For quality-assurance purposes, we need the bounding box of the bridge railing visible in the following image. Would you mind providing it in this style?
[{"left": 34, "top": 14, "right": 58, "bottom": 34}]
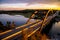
[
  {"left": 1, "top": 10, "right": 58, "bottom": 40},
  {"left": 23, "top": 9, "right": 57, "bottom": 40},
  {"left": 0, "top": 20, "right": 40, "bottom": 36},
  {"left": 22, "top": 21, "right": 43, "bottom": 40},
  {"left": 2, "top": 21, "right": 43, "bottom": 40}
]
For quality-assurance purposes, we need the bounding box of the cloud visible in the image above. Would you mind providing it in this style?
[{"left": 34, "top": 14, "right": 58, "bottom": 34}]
[
  {"left": 27, "top": 0, "right": 60, "bottom": 6},
  {"left": 0, "top": 0, "right": 60, "bottom": 4},
  {"left": 0, "top": 0, "right": 60, "bottom": 7},
  {"left": 0, "top": 0, "right": 28, "bottom": 3},
  {"left": 0, "top": 0, "right": 60, "bottom": 10}
]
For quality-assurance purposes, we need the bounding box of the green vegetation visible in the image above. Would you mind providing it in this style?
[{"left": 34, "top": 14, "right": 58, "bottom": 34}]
[
  {"left": 0, "top": 9, "right": 49, "bottom": 18},
  {"left": 0, "top": 9, "right": 35, "bottom": 18},
  {"left": 0, "top": 21, "right": 16, "bottom": 32}
]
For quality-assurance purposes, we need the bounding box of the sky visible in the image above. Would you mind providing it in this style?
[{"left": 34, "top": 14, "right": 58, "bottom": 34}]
[{"left": 0, "top": 0, "right": 60, "bottom": 10}]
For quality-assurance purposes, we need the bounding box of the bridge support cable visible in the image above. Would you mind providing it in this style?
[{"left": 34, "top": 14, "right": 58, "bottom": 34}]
[
  {"left": 39, "top": 9, "right": 54, "bottom": 33},
  {"left": 26, "top": 11, "right": 38, "bottom": 24}
]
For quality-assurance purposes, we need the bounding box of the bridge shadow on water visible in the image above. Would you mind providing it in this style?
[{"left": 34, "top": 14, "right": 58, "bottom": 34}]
[{"left": 41, "top": 16, "right": 60, "bottom": 39}]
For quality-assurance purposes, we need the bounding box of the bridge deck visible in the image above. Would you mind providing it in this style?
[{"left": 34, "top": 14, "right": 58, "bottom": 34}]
[{"left": 0, "top": 11, "right": 59, "bottom": 40}]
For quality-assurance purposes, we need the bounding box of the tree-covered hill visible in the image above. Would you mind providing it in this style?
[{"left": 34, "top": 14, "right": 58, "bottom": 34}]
[{"left": 0, "top": 9, "right": 57, "bottom": 18}]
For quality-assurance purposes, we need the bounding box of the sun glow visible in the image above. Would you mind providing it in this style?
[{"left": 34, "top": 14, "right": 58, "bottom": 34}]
[
  {"left": 0, "top": 3, "right": 60, "bottom": 10},
  {"left": 26, "top": 4, "right": 60, "bottom": 10}
]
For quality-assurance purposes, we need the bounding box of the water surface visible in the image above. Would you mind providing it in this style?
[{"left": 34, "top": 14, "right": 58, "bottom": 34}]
[
  {"left": 49, "top": 19, "right": 60, "bottom": 39},
  {"left": 0, "top": 14, "right": 35, "bottom": 27}
]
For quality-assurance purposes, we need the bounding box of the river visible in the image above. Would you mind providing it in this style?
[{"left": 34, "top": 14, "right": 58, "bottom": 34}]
[
  {"left": 48, "top": 16, "right": 60, "bottom": 40},
  {"left": 0, "top": 14, "right": 35, "bottom": 27},
  {"left": 0, "top": 14, "right": 60, "bottom": 39}
]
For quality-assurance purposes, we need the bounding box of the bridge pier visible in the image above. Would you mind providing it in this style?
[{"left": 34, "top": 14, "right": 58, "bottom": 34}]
[
  {"left": 35, "top": 30, "right": 41, "bottom": 40},
  {"left": 30, "top": 34, "right": 37, "bottom": 40},
  {"left": 22, "top": 28, "right": 28, "bottom": 40}
]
